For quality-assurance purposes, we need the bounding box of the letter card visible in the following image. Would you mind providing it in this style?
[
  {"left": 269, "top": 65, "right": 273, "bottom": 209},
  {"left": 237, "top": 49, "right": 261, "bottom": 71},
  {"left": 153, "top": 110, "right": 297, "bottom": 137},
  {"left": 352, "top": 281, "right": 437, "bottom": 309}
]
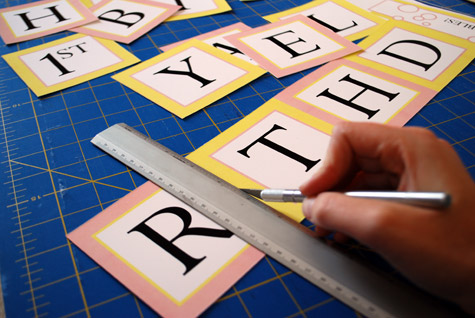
[
  {"left": 158, "top": 0, "right": 231, "bottom": 21},
  {"left": 188, "top": 99, "right": 333, "bottom": 222},
  {"left": 369, "top": 0, "right": 475, "bottom": 42},
  {"left": 346, "top": 20, "right": 475, "bottom": 91},
  {"left": 112, "top": 39, "right": 266, "bottom": 119},
  {"left": 67, "top": 182, "right": 263, "bottom": 317},
  {"left": 274, "top": 58, "right": 437, "bottom": 125},
  {"left": 2, "top": 34, "right": 139, "bottom": 97},
  {"left": 0, "top": 0, "right": 97, "bottom": 44},
  {"left": 71, "top": 0, "right": 180, "bottom": 44},
  {"left": 161, "top": 22, "right": 258, "bottom": 65},
  {"left": 264, "top": 0, "right": 386, "bottom": 41},
  {"left": 225, "top": 15, "right": 361, "bottom": 78}
]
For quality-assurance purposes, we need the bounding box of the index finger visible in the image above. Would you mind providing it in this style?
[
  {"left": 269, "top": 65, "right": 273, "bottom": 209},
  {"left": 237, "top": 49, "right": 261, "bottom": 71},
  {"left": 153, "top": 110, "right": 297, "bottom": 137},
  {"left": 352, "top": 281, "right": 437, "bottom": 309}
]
[{"left": 300, "top": 122, "right": 452, "bottom": 196}]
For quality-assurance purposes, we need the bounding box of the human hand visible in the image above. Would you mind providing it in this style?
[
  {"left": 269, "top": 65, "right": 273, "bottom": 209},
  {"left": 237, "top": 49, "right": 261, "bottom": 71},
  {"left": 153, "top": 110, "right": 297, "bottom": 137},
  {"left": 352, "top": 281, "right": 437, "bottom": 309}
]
[{"left": 300, "top": 122, "right": 475, "bottom": 314}]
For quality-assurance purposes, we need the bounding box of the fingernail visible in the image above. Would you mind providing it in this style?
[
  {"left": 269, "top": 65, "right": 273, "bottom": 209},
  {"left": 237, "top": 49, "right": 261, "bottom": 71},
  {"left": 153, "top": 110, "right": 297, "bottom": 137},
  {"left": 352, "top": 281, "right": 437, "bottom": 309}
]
[{"left": 302, "top": 198, "right": 315, "bottom": 219}]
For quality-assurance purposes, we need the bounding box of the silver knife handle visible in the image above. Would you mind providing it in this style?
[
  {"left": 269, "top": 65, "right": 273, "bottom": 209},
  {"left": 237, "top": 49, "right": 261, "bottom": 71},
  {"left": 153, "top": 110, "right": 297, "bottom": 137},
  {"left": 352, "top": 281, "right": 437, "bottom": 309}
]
[
  {"left": 345, "top": 191, "right": 451, "bottom": 209},
  {"left": 261, "top": 189, "right": 306, "bottom": 202}
]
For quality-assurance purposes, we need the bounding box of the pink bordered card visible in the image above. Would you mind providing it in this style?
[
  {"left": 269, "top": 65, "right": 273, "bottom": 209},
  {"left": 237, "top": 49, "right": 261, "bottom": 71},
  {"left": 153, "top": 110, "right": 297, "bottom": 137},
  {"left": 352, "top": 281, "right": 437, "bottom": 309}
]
[
  {"left": 225, "top": 15, "right": 361, "bottom": 78},
  {"left": 71, "top": 0, "right": 180, "bottom": 44},
  {"left": 264, "top": 0, "right": 386, "bottom": 41},
  {"left": 0, "top": 0, "right": 97, "bottom": 44},
  {"left": 161, "top": 0, "right": 231, "bottom": 21},
  {"left": 2, "top": 33, "right": 139, "bottom": 97},
  {"left": 161, "top": 22, "right": 258, "bottom": 65},
  {"left": 67, "top": 181, "right": 264, "bottom": 317},
  {"left": 274, "top": 58, "right": 437, "bottom": 126}
]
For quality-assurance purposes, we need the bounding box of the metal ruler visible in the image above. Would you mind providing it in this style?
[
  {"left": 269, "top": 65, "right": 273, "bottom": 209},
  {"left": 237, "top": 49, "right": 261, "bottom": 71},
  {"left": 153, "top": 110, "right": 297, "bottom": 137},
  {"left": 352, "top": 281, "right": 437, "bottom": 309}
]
[{"left": 92, "top": 123, "right": 464, "bottom": 318}]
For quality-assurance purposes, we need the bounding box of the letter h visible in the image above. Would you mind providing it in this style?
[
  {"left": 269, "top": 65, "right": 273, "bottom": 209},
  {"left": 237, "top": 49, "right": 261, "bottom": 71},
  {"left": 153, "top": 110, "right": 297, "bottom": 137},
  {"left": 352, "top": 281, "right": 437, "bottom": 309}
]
[{"left": 15, "top": 6, "right": 69, "bottom": 31}]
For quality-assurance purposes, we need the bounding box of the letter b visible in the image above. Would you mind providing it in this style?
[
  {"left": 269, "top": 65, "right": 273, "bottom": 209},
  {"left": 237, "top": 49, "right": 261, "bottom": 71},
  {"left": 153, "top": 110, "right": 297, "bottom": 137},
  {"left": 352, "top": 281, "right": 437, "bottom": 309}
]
[{"left": 98, "top": 10, "right": 145, "bottom": 28}]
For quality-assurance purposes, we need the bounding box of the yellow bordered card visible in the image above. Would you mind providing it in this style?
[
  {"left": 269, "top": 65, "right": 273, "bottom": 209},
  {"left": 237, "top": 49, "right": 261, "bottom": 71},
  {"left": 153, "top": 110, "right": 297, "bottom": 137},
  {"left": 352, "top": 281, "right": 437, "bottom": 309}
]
[
  {"left": 2, "top": 34, "right": 139, "bottom": 97},
  {"left": 188, "top": 98, "right": 334, "bottom": 222},
  {"left": 346, "top": 20, "right": 475, "bottom": 91},
  {"left": 112, "top": 39, "right": 266, "bottom": 119}
]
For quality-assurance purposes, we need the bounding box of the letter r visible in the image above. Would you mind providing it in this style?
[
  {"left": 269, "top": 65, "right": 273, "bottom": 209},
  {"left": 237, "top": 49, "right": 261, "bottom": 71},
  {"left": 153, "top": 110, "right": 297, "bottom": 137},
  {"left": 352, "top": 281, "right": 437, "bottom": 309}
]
[{"left": 128, "top": 206, "right": 233, "bottom": 275}]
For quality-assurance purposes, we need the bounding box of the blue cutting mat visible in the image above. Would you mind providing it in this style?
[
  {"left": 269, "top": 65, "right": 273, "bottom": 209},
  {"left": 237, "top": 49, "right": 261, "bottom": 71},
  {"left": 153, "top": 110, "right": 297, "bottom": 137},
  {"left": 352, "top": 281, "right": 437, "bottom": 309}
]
[{"left": 1, "top": 0, "right": 474, "bottom": 317}]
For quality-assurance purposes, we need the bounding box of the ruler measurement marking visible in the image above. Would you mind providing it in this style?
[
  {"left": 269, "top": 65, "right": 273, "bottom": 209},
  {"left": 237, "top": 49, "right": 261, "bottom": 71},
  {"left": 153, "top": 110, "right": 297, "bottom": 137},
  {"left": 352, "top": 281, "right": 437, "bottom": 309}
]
[
  {"left": 94, "top": 133, "right": 380, "bottom": 316},
  {"left": 93, "top": 124, "right": 470, "bottom": 318}
]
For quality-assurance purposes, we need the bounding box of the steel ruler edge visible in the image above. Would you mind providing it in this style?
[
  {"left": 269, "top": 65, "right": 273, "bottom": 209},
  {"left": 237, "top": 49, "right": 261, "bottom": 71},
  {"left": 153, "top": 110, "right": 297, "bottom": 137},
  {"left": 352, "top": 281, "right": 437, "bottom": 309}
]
[{"left": 91, "top": 123, "right": 464, "bottom": 318}]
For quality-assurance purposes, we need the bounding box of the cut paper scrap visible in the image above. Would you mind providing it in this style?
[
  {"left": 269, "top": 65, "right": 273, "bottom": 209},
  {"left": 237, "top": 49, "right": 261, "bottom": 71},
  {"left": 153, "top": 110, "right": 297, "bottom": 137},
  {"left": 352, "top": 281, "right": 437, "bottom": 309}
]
[
  {"left": 161, "top": 22, "right": 258, "bottom": 65},
  {"left": 274, "top": 58, "right": 437, "bottom": 126},
  {"left": 0, "top": 0, "right": 97, "bottom": 44},
  {"left": 71, "top": 0, "right": 180, "bottom": 44},
  {"left": 159, "top": 0, "right": 231, "bottom": 21},
  {"left": 369, "top": 0, "right": 475, "bottom": 42},
  {"left": 188, "top": 98, "right": 333, "bottom": 222},
  {"left": 67, "top": 181, "right": 264, "bottom": 318},
  {"left": 2, "top": 34, "right": 139, "bottom": 97},
  {"left": 225, "top": 15, "right": 362, "bottom": 78},
  {"left": 346, "top": 20, "right": 475, "bottom": 91},
  {"left": 264, "top": 0, "right": 386, "bottom": 41},
  {"left": 112, "top": 39, "right": 266, "bottom": 119}
]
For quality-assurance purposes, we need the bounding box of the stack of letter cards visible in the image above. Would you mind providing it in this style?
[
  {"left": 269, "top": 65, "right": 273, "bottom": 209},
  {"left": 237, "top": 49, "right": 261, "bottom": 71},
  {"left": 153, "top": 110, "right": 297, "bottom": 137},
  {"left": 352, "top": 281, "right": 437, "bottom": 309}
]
[{"left": 1, "top": 0, "right": 475, "bottom": 316}]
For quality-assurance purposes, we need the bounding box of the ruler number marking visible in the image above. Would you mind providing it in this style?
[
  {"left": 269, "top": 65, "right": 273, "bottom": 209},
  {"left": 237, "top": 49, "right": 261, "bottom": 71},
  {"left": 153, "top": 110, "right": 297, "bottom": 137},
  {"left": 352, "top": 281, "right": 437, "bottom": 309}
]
[{"left": 91, "top": 124, "right": 458, "bottom": 318}]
